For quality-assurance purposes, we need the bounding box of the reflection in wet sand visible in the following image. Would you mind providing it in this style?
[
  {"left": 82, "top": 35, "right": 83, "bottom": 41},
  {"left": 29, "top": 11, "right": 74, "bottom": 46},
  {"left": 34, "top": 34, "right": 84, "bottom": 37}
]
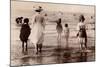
[
  {"left": 35, "top": 54, "right": 43, "bottom": 64},
  {"left": 11, "top": 26, "right": 95, "bottom": 66},
  {"left": 11, "top": 44, "right": 95, "bottom": 66},
  {"left": 62, "top": 49, "right": 94, "bottom": 63},
  {"left": 78, "top": 52, "right": 87, "bottom": 62}
]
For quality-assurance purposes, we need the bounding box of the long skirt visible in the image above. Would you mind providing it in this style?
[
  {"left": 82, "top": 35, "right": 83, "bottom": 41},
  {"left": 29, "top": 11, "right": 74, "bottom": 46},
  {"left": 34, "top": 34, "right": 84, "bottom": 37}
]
[{"left": 29, "top": 22, "right": 44, "bottom": 46}]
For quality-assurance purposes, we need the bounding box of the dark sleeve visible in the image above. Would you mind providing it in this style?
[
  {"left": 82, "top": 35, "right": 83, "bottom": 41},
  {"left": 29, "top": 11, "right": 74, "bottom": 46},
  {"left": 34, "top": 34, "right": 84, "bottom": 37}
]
[
  {"left": 19, "top": 24, "right": 24, "bottom": 40},
  {"left": 77, "top": 32, "right": 79, "bottom": 37},
  {"left": 20, "top": 24, "right": 24, "bottom": 33},
  {"left": 27, "top": 25, "right": 31, "bottom": 37}
]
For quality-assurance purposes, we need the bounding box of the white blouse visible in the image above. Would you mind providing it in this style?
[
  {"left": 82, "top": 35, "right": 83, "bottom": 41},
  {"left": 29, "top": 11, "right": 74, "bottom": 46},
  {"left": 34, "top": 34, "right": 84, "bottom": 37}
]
[{"left": 77, "top": 22, "right": 85, "bottom": 31}]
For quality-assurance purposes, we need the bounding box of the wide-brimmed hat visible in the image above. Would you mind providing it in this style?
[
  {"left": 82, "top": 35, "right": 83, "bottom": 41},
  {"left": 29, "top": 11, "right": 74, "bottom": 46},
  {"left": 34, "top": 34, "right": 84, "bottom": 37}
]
[
  {"left": 79, "top": 14, "right": 85, "bottom": 22},
  {"left": 35, "top": 6, "right": 43, "bottom": 12}
]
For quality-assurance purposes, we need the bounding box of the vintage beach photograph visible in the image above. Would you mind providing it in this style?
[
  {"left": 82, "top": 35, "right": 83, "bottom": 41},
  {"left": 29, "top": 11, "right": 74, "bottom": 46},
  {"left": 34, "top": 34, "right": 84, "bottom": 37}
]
[{"left": 11, "top": 0, "right": 95, "bottom": 66}]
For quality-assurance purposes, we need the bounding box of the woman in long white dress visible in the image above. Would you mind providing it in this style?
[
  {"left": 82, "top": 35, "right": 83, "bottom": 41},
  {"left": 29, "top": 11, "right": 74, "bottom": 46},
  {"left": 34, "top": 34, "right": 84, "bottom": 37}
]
[{"left": 30, "top": 6, "right": 45, "bottom": 54}]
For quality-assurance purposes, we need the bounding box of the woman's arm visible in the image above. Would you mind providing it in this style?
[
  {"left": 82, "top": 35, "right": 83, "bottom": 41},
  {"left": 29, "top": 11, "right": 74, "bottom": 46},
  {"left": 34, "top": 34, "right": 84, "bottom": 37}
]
[
  {"left": 42, "top": 17, "right": 46, "bottom": 29},
  {"left": 31, "top": 15, "right": 36, "bottom": 25},
  {"left": 68, "top": 28, "right": 70, "bottom": 37},
  {"left": 76, "top": 23, "right": 79, "bottom": 37}
]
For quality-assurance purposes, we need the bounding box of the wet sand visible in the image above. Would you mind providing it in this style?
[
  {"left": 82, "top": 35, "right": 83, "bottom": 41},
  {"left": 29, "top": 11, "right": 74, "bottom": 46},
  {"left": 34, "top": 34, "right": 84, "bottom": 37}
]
[{"left": 11, "top": 40, "right": 95, "bottom": 66}]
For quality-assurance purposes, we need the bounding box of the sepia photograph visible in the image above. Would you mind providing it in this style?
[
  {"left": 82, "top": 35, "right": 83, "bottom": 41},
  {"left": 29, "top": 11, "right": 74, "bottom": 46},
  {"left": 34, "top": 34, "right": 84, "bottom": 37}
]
[{"left": 10, "top": 0, "right": 95, "bottom": 66}]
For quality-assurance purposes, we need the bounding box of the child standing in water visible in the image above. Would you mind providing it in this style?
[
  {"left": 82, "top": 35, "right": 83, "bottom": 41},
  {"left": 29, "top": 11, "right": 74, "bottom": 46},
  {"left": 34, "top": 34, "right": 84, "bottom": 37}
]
[
  {"left": 20, "top": 18, "right": 31, "bottom": 52},
  {"left": 56, "top": 18, "right": 63, "bottom": 47},
  {"left": 64, "top": 24, "right": 69, "bottom": 48},
  {"left": 76, "top": 15, "right": 87, "bottom": 50}
]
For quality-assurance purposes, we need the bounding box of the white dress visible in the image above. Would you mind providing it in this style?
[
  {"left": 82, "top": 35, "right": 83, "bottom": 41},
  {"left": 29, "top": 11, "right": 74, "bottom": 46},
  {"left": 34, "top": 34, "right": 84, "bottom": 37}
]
[
  {"left": 64, "top": 27, "right": 69, "bottom": 38},
  {"left": 29, "top": 13, "right": 45, "bottom": 45}
]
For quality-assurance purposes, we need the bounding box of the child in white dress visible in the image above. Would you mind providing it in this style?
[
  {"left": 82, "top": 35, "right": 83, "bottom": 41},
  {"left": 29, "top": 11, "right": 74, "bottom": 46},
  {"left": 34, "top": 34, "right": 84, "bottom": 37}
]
[
  {"left": 64, "top": 24, "right": 69, "bottom": 48},
  {"left": 56, "top": 18, "right": 63, "bottom": 47}
]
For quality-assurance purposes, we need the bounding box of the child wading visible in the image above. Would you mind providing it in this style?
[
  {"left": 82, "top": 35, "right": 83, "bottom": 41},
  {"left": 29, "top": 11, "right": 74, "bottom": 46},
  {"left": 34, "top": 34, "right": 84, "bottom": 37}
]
[
  {"left": 20, "top": 18, "right": 31, "bottom": 52},
  {"left": 56, "top": 18, "right": 63, "bottom": 47},
  {"left": 76, "top": 15, "right": 87, "bottom": 50},
  {"left": 64, "top": 24, "right": 69, "bottom": 48}
]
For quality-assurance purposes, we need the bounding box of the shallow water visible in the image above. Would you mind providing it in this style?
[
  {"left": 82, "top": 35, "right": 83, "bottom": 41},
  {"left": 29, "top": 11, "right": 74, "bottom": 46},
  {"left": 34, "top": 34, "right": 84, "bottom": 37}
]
[{"left": 11, "top": 45, "right": 95, "bottom": 66}]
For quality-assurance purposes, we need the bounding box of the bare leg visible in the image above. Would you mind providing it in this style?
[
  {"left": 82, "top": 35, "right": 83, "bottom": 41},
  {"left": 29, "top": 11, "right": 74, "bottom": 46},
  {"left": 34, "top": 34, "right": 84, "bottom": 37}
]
[
  {"left": 58, "top": 34, "right": 60, "bottom": 48},
  {"left": 81, "top": 43, "right": 83, "bottom": 50},
  {"left": 85, "top": 40, "right": 87, "bottom": 49},
  {"left": 82, "top": 43, "right": 84, "bottom": 50},
  {"left": 25, "top": 41, "right": 28, "bottom": 51},
  {"left": 22, "top": 41, "right": 24, "bottom": 52},
  {"left": 59, "top": 34, "right": 61, "bottom": 45},
  {"left": 57, "top": 33, "right": 59, "bottom": 43},
  {"left": 66, "top": 38, "right": 68, "bottom": 49},
  {"left": 36, "top": 44, "right": 38, "bottom": 54},
  {"left": 39, "top": 43, "right": 42, "bottom": 53},
  {"left": 57, "top": 33, "right": 59, "bottom": 48},
  {"left": 59, "top": 33, "right": 62, "bottom": 50},
  {"left": 85, "top": 43, "right": 87, "bottom": 50}
]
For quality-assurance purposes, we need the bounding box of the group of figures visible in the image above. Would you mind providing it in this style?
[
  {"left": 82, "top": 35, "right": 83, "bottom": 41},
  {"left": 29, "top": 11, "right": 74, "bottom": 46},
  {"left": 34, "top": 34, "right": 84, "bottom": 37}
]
[{"left": 18, "top": 6, "right": 87, "bottom": 54}]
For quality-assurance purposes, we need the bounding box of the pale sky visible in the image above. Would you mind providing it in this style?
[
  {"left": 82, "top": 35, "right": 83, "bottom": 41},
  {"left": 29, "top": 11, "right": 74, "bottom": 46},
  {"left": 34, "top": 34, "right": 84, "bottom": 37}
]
[
  {"left": 12, "top": 0, "right": 95, "bottom": 5},
  {"left": 11, "top": 1, "right": 95, "bottom": 15}
]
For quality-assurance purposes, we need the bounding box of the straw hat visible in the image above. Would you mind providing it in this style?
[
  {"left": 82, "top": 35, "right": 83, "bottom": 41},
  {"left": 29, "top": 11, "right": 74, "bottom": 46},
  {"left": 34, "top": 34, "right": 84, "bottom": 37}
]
[{"left": 35, "top": 6, "right": 43, "bottom": 12}]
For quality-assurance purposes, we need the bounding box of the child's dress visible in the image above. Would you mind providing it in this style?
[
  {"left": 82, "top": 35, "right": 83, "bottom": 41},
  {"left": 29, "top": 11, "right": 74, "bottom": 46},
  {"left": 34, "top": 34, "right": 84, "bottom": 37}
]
[
  {"left": 20, "top": 23, "right": 31, "bottom": 42},
  {"left": 56, "top": 18, "right": 63, "bottom": 34},
  {"left": 64, "top": 27, "right": 69, "bottom": 47},
  {"left": 64, "top": 27, "right": 69, "bottom": 39}
]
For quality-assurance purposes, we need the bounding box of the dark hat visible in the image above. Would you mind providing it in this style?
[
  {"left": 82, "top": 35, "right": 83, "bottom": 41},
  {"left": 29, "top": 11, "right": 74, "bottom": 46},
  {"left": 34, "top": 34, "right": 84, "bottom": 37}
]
[
  {"left": 65, "top": 24, "right": 68, "bottom": 27},
  {"left": 24, "top": 18, "right": 29, "bottom": 24},
  {"left": 20, "top": 17, "right": 23, "bottom": 19},
  {"left": 79, "top": 14, "right": 85, "bottom": 22},
  {"left": 35, "top": 6, "right": 43, "bottom": 12}
]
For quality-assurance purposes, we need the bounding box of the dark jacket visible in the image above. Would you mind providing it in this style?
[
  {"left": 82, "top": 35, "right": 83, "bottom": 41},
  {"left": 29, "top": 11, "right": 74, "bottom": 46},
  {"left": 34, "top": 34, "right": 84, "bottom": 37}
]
[{"left": 20, "top": 23, "right": 31, "bottom": 42}]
